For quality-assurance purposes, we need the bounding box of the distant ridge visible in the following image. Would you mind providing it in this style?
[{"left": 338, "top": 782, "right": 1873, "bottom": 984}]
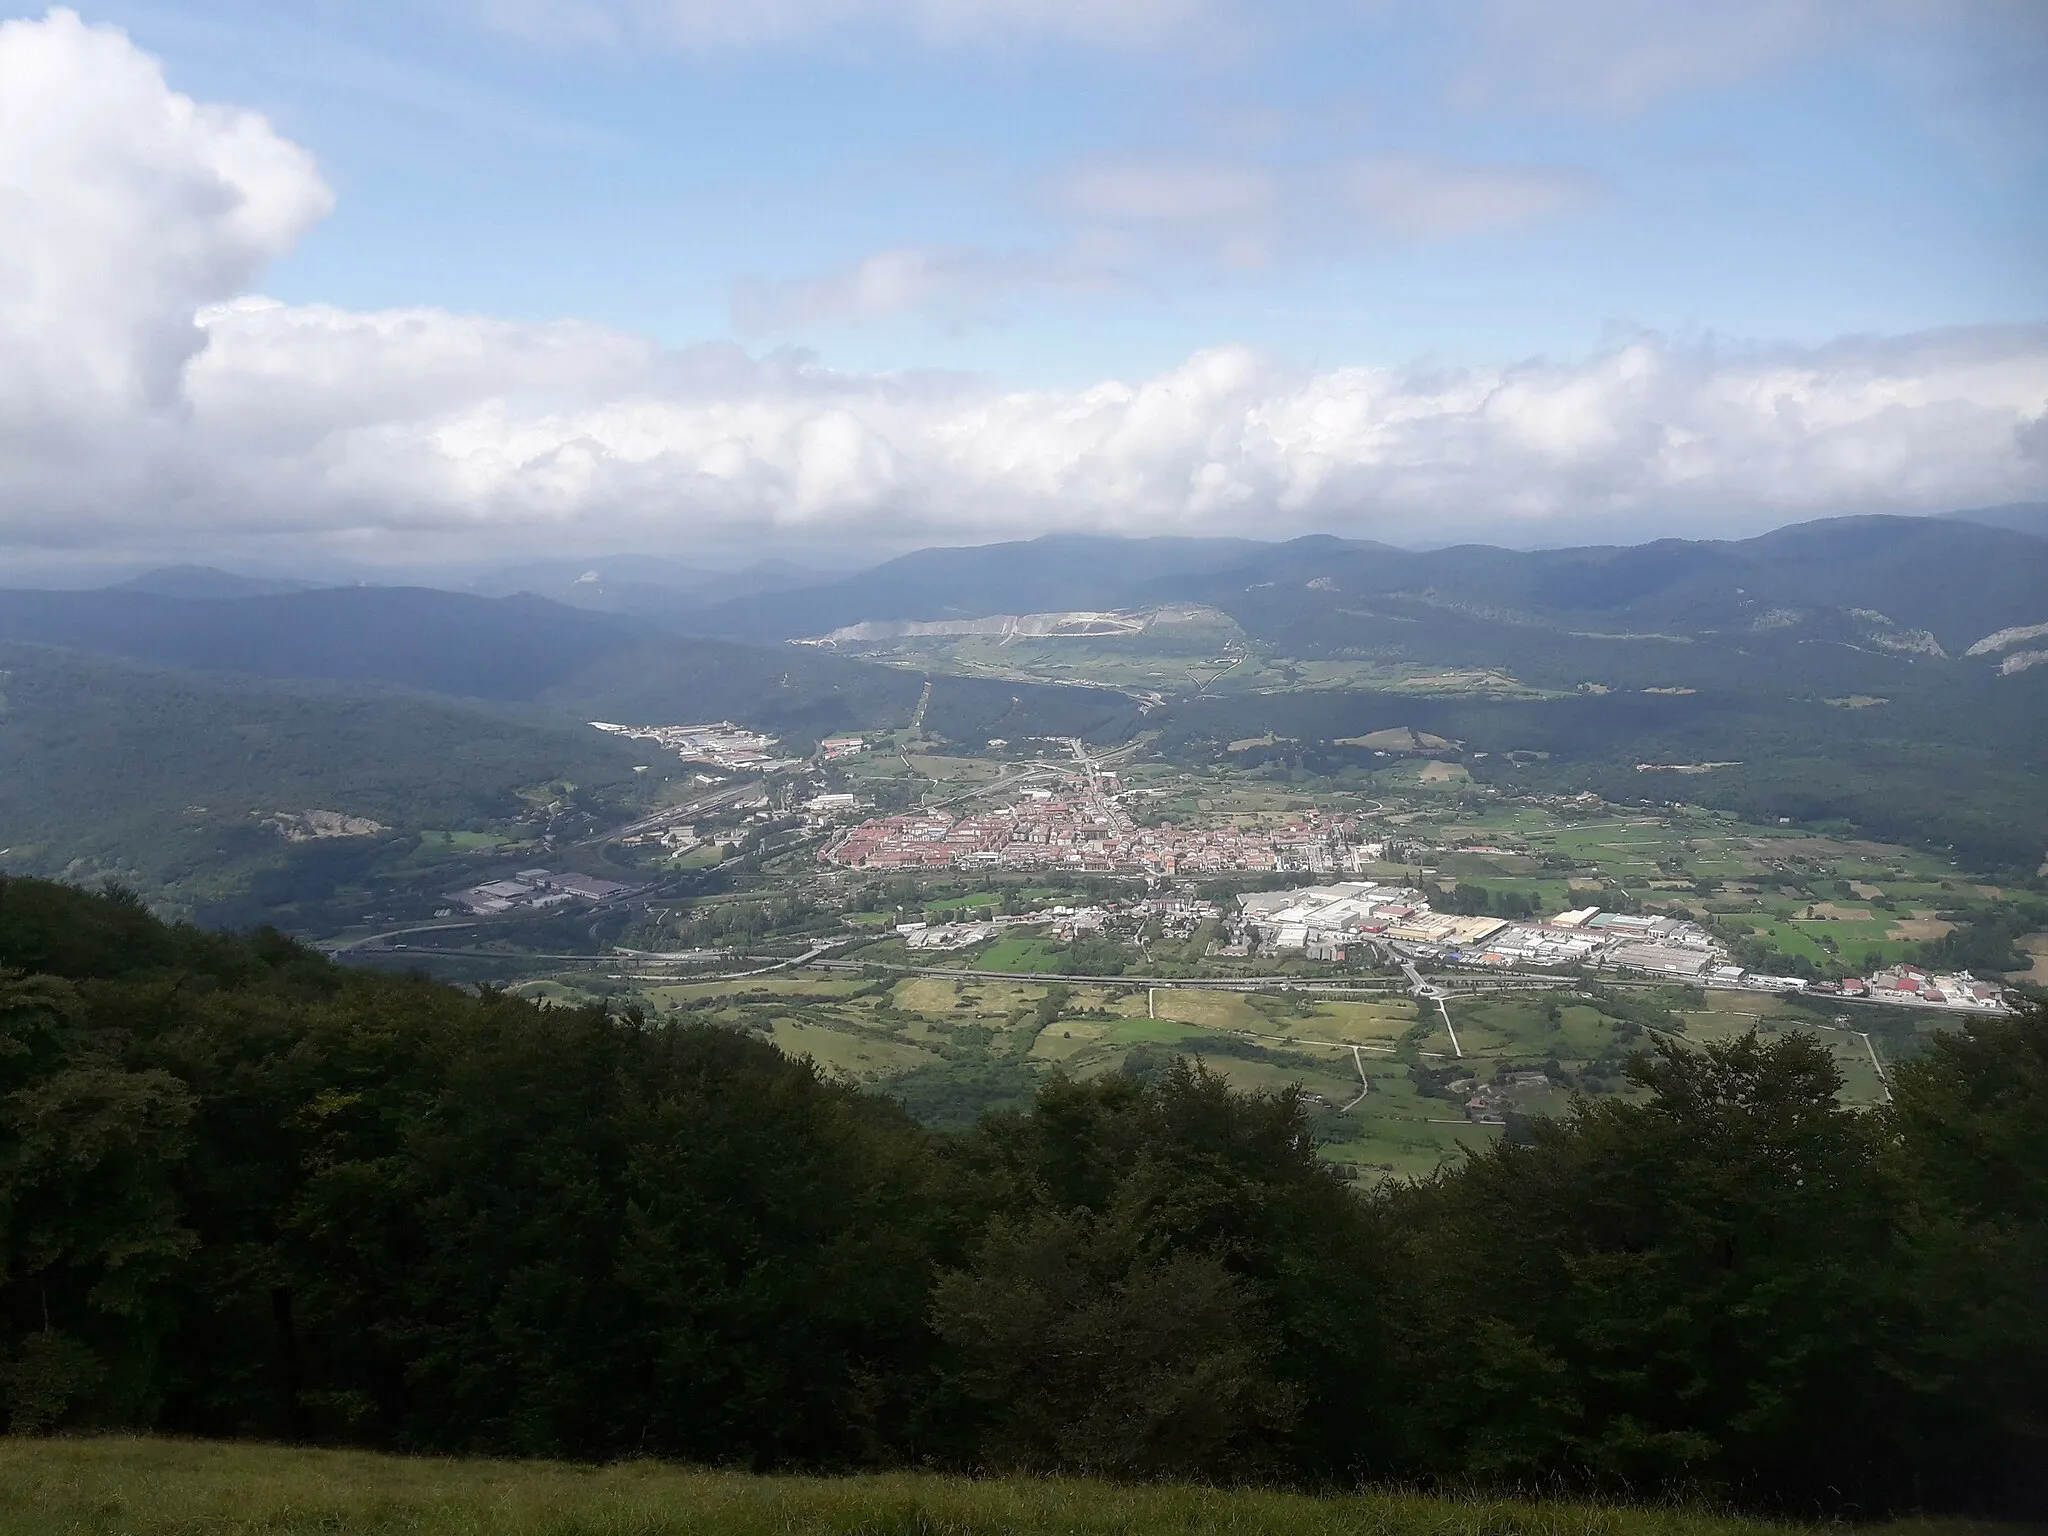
[
  {"left": 108, "top": 565, "right": 318, "bottom": 599},
  {"left": 1940, "top": 502, "right": 2048, "bottom": 540},
  {"left": 0, "top": 581, "right": 1145, "bottom": 744},
  {"left": 675, "top": 513, "right": 2048, "bottom": 655}
]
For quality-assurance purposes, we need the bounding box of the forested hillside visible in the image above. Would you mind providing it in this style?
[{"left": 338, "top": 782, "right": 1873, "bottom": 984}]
[
  {"left": 0, "top": 584, "right": 1140, "bottom": 745},
  {"left": 1160, "top": 665, "right": 2048, "bottom": 873},
  {"left": 0, "top": 644, "right": 665, "bottom": 897},
  {"left": 681, "top": 516, "right": 2048, "bottom": 651},
  {"left": 3, "top": 879, "right": 2041, "bottom": 1515}
]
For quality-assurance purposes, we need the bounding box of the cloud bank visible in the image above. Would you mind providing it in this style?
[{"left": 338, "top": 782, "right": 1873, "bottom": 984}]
[{"left": 2, "top": 10, "right": 2045, "bottom": 564}]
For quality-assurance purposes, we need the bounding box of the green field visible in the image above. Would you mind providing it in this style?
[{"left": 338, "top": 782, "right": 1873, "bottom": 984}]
[
  {"left": 0, "top": 1436, "right": 1924, "bottom": 1536},
  {"left": 388, "top": 769, "right": 2021, "bottom": 1178},
  {"left": 974, "top": 933, "right": 1070, "bottom": 972},
  {"left": 576, "top": 965, "right": 1841, "bottom": 1183},
  {"left": 834, "top": 623, "right": 1558, "bottom": 701}
]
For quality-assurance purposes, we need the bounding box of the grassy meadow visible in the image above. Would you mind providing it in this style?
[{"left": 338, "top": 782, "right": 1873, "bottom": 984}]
[{"left": 0, "top": 1436, "right": 1978, "bottom": 1536}]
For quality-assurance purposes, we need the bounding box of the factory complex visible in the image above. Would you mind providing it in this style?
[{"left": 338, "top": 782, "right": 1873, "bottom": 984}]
[
  {"left": 1232, "top": 882, "right": 1732, "bottom": 978},
  {"left": 1233, "top": 882, "right": 2010, "bottom": 1008},
  {"left": 588, "top": 720, "right": 804, "bottom": 772}
]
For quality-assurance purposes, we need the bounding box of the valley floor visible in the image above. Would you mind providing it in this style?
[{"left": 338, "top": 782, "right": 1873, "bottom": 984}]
[{"left": 0, "top": 1437, "right": 2005, "bottom": 1536}]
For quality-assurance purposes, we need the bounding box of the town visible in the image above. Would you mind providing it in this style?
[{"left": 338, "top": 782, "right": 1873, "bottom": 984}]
[
  {"left": 825, "top": 780, "right": 2012, "bottom": 1011},
  {"left": 825, "top": 785, "right": 1376, "bottom": 876}
]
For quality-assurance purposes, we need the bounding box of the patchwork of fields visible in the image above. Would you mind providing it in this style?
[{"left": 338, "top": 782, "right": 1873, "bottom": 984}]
[
  {"left": 380, "top": 782, "right": 2028, "bottom": 1185},
  {"left": 505, "top": 954, "right": 1944, "bottom": 1183}
]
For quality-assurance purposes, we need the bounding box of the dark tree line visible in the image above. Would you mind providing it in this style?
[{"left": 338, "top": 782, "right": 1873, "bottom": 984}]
[
  {"left": 1, "top": 875, "right": 2042, "bottom": 1516},
  {"left": 1425, "top": 881, "right": 1546, "bottom": 920}
]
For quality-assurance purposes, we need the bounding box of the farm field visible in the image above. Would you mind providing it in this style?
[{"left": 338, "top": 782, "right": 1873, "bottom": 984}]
[
  {"left": 384, "top": 771, "right": 2022, "bottom": 1186},
  {"left": 823, "top": 616, "right": 1585, "bottom": 702},
  {"left": 543, "top": 959, "right": 1904, "bottom": 1184},
  {"left": 2009, "top": 932, "right": 2048, "bottom": 984}
]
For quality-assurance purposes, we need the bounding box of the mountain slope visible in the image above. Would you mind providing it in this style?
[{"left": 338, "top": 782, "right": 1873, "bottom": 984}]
[
  {"left": 108, "top": 566, "right": 318, "bottom": 599},
  {"left": 1149, "top": 516, "right": 2048, "bottom": 658},
  {"left": 1942, "top": 502, "right": 2048, "bottom": 541},
  {"left": 683, "top": 517, "right": 2048, "bottom": 662},
  {"left": 0, "top": 584, "right": 1141, "bottom": 747},
  {"left": 681, "top": 534, "right": 1281, "bottom": 642},
  {"left": 0, "top": 586, "right": 649, "bottom": 699},
  {"left": 0, "top": 642, "right": 663, "bottom": 913}
]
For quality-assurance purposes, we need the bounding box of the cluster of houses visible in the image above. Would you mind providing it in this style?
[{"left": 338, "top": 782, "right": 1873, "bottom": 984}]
[{"left": 1827, "top": 964, "right": 2008, "bottom": 1011}]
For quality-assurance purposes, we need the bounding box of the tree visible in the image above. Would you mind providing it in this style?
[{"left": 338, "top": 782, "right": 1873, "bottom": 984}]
[
  {"left": 1878, "top": 1002, "right": 2048, "bottom": 1514},
  {"left": 1377, "top": 1031, "right": 1902, "bottom": 1505},
  {"left": 933, "top": 1206, "right": 1298, "bottom": 1476},
  {"left": 0, "top": 972, "right": 196, "bottom": 1433},
  {"left": 947, "top": 1064, "right": 1385, "bottom": 1477}
]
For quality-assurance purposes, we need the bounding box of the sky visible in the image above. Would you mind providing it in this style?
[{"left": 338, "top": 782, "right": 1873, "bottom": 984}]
[{"left": 1, "top": 0, "right": 2045, "bottom": 574}]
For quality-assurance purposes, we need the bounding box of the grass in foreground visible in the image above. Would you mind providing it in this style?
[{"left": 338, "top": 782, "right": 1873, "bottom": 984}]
[{"left": 0, "top": 1437, "right": 2011, "bottom": 1536}]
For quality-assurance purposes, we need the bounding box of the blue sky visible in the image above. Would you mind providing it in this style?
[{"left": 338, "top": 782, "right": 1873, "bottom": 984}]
[
  {"left": 1, "top": 1, "right": 2045, "bottom": 566},
  {"left": 62, "top": 0, "right": 2048, "bottom": 379}
]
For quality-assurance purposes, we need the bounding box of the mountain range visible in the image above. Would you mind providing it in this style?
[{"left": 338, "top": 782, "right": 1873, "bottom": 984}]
[{"left": 668, "top": 514, "right": 2048, "bottom": 657}]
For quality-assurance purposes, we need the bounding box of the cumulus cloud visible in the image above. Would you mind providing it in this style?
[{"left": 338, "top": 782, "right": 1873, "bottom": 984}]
[
  {"left": 0, "top": 9, "right": 330, "bottom": 419},
  {"left": 92, "top": 308, "right": 2048, "bottom": 554},
  {"left": 463, "top": 0, "right": 1208, "bottom": 52},
  {"left": 2, "top": 8, "right": 2045, "bottom": 563}
]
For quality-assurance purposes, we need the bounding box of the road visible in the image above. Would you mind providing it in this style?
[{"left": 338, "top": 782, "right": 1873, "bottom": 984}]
[
  {"left": 1856, "top": 1030, "right": 1891, "bottom": 1102},
  {"left": 1339, "top": 1046, "right": 1372, "bottom": 1111},
  {"left": 675, "top": 935, "right": 863, "bottom": 982},
  {"left": 1399, "top": 958, "right": 1463, "bottom": 1059},
  {"left": 323, "top": 919, "right": 476, "bottom": 956},
  {"left": 1194, "top": 652, "right": 1245, "bottom": 693}
]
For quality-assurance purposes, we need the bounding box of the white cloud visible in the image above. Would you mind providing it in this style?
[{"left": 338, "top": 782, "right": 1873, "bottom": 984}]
[
  {"left": 1034, "top": 153, "right": 1594, "bottom": 273},
  {"left": 1, "top": 8, "right": 2044, "bottom": 563},
  {"left": 1055, "top": 158, "right": 1278, "bottom": 225},
  {"left": 730, "top": 246, "right": 1112, "bottom": 333},
  {"left": 129, "top": 309, "right": 2048, "bottom": 552},
  {"left": 0, "top": 8, "right": 330, "bottom": 417},
  {"left": 1337, "top": 155, "right": 1594, "bottom": 239},
  {"left": 463, "top": 0, "right": 1208, "bottom": 52}
]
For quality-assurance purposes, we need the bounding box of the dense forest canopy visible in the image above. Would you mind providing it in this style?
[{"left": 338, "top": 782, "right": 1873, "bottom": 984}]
[{"left": 1, "top": 877, "right": 2041, "bottom": 1515}]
